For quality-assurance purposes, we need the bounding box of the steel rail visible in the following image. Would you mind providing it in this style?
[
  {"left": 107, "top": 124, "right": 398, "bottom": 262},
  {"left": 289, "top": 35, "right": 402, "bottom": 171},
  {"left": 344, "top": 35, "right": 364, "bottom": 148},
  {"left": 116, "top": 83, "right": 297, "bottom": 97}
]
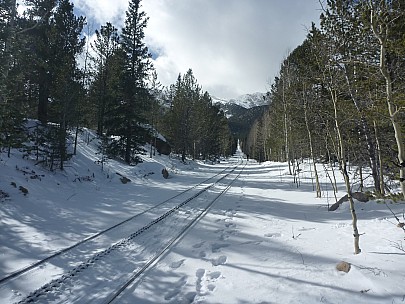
[
  {"left": 14, "top": 164, "right": 241, "bottom": 304},
  {"left": 0, "top": 164, "right": 235, "bottom": 286},
  {"left": 105, "top": 163, "right": 246, "bottom": 304}
]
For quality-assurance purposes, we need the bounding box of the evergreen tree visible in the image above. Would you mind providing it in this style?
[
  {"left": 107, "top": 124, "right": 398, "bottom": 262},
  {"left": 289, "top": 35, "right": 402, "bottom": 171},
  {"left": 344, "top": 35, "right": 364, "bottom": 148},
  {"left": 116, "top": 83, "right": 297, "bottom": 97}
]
[
  {"left": 46, "top": 0, "right": 85, "bottom": 169},
  {"left": 165, "top": 69, "right": 200, "bottom": 162},
  {"left": 24, "top": 0, "right": 57, "bottom": 124},
  {"left": 0, "top": 0, "right": 29, "bottom": 155},
  {"left": 103, "top": 0, "right": 152, "bottom": 164},
  {"left": 164, "top": 69, "right": 232, "bottom": 161},
  {"left": 89, "top": 22, "right": 120, "bottom": 135}
]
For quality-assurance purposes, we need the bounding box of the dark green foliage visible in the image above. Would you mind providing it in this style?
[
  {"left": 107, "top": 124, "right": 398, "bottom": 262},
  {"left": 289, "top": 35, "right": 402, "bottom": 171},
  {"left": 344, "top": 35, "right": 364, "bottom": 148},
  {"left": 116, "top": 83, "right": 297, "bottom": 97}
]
[
  {"left": 247, "top": 0, "right": 405, "bottom": 196},
  {"left": 1, "top": 0, "right": 232, "bottom": 168},
  {"left": 89, "top": 22, "right": 120, "bottom": 136},
  {"left": 100, "top": 0, "right": 152, "bottom": 165},
  {"left": 227, "top": 105, "right": 268, "bottom": 139},
  {"left": 0, "top": 0, "right": 27, "bottom": 155},
  {"left": 163, "top": 69, "right": 232, "bottom": 161}
]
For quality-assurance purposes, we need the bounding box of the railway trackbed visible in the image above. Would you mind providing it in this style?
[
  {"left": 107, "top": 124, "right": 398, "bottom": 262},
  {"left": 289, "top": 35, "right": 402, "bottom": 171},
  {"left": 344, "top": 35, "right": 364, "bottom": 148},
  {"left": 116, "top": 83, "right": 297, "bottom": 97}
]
[{"left": 0, "top": 162, "right": 245, "bottom": 303}]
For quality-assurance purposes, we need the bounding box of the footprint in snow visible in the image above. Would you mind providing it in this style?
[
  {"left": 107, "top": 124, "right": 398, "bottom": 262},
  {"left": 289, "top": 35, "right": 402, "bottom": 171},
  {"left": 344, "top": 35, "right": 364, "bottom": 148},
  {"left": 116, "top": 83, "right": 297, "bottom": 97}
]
[
  {"left": 170, "top": 259, "right": 185, "bottom": 269},
  {"left": 225, "top": 209, "right": 236, "bottom": 217},
  {"left": 211, "top": 255, "right": 227, "bottom": 266},
  {"left": 196, "top": 268, "right": 206, "bottom": 295},
  {"left": 209, "top": 271, "right": 221, "bottom": 280},
  {"left": 211, "top": 243, "right": 229, "bottom": 253},
  {"left": 192, "top": 241, "right": 205, "bottom": 248},
  {"left": 264, "top": 232, "right": 281, "bottom": 238},
  {"left": 179, "top": 292, "right": 197, "bottom": 304},
  {"left": 298, "top": 227, "right": 316, "bottom": 231},
  {"left": 215, "top": 228, "right": 224, "bottom": 234},
  {"left": 225, "top": 222, "right": 236, "bottom": 228},
  {"left": 219, "top": 233, "right": 230, "bottom": 241},
  {"left": 164, "top": 276, "right": 187, "bottom": 300}
]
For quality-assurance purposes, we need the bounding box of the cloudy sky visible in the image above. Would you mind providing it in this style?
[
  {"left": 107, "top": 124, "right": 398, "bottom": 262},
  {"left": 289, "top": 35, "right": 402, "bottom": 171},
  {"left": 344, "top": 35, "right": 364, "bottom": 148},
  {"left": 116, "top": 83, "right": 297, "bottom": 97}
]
[{"left": 73, "top": 0, "right": 322, "bottom": 99}]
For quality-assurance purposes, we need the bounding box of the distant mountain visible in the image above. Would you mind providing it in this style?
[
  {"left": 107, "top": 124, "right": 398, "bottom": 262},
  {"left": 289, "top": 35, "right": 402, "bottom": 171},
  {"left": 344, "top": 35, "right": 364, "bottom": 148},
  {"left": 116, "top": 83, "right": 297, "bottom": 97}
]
[
  {"left": 227, "top": 105, "right": 268, "bottom": 139},
  {"left": 212, "top": 93, "right": 269, "bottom": 139},
  {"left": 212, "top": 92, "right": 268, "bottom": 110}
]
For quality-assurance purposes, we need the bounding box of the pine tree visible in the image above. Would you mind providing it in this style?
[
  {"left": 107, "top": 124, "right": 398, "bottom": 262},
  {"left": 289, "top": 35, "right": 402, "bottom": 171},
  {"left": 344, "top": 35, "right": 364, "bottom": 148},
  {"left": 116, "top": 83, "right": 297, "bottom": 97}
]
[
  {"left": 47, "top": 0, "right": 85, "bottom": 169},
  {"left": 89, "top": 22, "right": 120, "bottom": 136},
  {"left": 103, "top": 0, "right": 152, "bottom": 164},
  {"left": 0, "top": 0, "right": 28, "bottom": 155},
  {"left": 24, "top": 0, "right": 57, "bottom": 124},
  {"left": 165, "top": 69, "right": 200, "bottom": 162}
]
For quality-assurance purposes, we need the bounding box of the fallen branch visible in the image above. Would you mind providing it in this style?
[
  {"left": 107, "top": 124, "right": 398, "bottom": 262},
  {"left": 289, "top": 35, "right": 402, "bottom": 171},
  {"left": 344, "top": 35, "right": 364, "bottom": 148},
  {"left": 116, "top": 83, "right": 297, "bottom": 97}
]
[{"left": 385, "top": 203, "right": 405, "bottom": 233}]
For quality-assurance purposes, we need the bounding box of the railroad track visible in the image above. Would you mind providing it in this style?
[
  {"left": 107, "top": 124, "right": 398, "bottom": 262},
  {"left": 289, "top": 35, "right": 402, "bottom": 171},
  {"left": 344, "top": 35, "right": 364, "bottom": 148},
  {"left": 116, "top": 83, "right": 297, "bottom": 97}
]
[
  {"left": 105, "top": 163, "right": 246, "bottom": 304},
  {"left": 0, "top": 161, "right": 244, "bottom": 303}
]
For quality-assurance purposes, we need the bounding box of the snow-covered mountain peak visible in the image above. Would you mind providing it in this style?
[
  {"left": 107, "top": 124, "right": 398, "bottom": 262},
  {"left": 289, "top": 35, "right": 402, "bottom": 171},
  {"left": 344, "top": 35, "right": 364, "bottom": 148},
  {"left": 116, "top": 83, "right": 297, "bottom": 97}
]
[{"left": 212, "top": 92, "right": 267, "bottom": 109}]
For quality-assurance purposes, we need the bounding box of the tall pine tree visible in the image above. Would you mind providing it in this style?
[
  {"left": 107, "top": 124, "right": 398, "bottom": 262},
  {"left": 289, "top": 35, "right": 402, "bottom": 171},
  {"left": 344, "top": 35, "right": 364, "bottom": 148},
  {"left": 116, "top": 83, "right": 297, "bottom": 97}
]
[
  {"left": 89, "top": 22, "right": 120, "bottom": 136},
  {"left": 104, "top": 0, "right": 152, "bottom": 164}
]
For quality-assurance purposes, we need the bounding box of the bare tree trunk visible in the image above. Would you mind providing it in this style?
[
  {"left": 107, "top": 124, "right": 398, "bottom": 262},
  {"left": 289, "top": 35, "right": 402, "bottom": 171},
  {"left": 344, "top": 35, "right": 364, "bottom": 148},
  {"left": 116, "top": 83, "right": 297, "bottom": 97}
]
[
  {"left": 325, "top": 124, "right": 338, "bottom": 194},
  {"left": 303, "top": 89, "right": 321, "bottom": 197},
  {"left": 370, "top": 8, "right": 405, "bottom": 199},
  {"left": 331, "top": 89, "right": 361, "bottom": 254},
  {"left": 282, "top": 78, "right": 291, "bottom": 174},
  {"left": 373, "top": 120, "right": 385, "bottom": 196}
]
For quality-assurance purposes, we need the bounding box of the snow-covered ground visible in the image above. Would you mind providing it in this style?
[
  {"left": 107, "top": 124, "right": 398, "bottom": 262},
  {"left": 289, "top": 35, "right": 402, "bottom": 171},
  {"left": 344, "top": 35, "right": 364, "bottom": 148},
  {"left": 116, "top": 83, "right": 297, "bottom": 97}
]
[{"left": 1, "top": 129, "right": 404, "bottom": 303}]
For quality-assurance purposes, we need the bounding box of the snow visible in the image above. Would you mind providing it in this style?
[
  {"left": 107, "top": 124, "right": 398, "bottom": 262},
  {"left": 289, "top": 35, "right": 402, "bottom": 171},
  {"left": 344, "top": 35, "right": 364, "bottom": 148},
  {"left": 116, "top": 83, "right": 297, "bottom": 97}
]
[
  {"left": 212, "top": 92, "right": 267, "bottom": 109},
  {"left": 1, "top": 129, "right": 404, "bottom": 304}
]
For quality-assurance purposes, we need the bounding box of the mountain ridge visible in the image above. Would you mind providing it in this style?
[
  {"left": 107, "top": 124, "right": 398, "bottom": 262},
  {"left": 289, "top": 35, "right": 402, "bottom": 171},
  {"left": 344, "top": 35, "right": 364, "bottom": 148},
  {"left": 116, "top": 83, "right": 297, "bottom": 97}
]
[
  {"left": 212, "top": 92, "right": 267, "bottom": 109},
  {"left": 212, "top": 92, "right": 269, "bottom": 139}
]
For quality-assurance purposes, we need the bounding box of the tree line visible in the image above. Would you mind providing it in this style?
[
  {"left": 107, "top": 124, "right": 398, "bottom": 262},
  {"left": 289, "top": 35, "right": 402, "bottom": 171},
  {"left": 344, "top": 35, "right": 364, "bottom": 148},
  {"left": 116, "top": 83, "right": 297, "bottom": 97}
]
[
  {"left": 246, "top": 0, "right": 405, "bottom": 254},
  {"left": 0, "top": 0, "right": 234, "bottom": 169}
]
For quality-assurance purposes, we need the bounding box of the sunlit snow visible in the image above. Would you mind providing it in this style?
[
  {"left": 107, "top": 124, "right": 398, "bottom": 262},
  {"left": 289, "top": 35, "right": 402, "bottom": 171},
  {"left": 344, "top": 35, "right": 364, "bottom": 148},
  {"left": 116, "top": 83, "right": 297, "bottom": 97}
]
[{"left": 0, "top": 129, "right": 404, "bottom": 303}]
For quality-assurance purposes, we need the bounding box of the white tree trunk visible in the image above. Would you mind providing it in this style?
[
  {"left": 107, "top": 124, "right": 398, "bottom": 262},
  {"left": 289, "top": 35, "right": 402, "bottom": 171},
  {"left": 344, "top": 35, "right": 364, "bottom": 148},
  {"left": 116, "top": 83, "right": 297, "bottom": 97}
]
[{"left": 331, "top": 89, "right": 361, "bottom": 254}]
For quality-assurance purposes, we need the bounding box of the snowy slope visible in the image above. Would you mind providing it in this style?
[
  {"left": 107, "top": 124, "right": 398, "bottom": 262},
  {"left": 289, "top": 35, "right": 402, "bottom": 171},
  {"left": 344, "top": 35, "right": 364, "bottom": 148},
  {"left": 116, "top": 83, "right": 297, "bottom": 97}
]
[{"left": 1, "top": 129, "right": 405, "bottom": 303}]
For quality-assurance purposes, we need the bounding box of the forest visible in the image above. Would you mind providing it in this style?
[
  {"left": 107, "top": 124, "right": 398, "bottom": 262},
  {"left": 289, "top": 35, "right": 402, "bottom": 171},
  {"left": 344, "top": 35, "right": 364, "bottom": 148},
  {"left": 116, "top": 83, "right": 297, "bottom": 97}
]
[
  {"left": 0, "top": 0, "right": 234, "bottom": 171},
  {"left": 1, "top": 0, "right": 404, "bottom": 206},
  {"left": 246, "top": 1, "right": 405, "bottom": 205}
]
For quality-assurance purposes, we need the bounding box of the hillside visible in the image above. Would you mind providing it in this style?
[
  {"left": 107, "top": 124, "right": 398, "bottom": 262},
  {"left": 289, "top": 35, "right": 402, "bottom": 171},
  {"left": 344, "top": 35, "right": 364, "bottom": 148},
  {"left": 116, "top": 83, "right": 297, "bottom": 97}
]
[{"left": 227, "top": 105, "right": 268, "bottom": 138}]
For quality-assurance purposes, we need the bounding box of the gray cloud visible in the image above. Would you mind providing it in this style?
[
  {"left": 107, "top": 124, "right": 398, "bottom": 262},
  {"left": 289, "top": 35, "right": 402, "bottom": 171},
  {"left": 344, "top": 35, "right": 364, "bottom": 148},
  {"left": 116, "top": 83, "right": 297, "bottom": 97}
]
[{"left": 73, "top": 0, "right": 321, "bottom": 99}]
